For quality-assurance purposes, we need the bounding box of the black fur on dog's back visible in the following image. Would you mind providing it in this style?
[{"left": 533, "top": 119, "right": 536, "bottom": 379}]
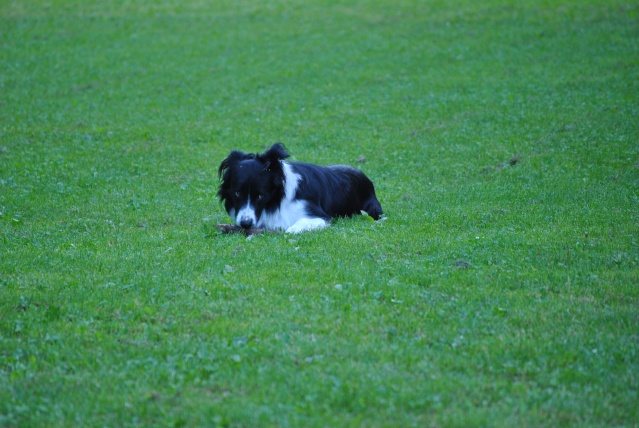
[{"left": 291, "top": 162, "right": 382, "bottom": 220}]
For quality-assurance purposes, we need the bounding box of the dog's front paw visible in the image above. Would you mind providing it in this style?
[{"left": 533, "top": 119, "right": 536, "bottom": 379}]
[{"left": 286, "top": 218, "right": 328, "bottom": 234}]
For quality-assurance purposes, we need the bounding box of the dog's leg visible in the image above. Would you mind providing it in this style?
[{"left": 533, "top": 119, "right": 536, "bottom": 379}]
[{"left": 286, "top": 217, "right": 328, "bottom": 234}]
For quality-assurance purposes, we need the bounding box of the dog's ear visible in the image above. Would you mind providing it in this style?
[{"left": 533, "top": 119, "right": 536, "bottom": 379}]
[
  {"left": 218, "top": 150, "right": 253, "bottom": 179},
  {"left": 258, "top": 143, "right": 290, "bottom": 171}
]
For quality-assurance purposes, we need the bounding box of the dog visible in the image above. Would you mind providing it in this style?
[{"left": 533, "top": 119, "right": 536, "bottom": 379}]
[{"left": 217, "top": 143, "right": 383, "bottom": 233}]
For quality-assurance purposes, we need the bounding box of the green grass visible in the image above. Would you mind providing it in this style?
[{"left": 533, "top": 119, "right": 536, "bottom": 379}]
[{"left": 1, "top": 0, "right": 638, "bottom": 426}]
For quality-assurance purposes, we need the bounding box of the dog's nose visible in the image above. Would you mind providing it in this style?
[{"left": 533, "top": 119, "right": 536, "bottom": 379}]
[{"left": 240, "top": 217, "right": 253, "bottom": 229}]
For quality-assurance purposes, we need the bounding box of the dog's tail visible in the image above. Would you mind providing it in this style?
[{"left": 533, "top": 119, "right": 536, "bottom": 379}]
[{"left": 363, "top": 195, "right": 383, "bottom": 221}]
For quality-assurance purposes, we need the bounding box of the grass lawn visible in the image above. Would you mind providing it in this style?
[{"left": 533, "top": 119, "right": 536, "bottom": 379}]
[{"left": 1, "top": 0, "right": 638, "bottom": 426}]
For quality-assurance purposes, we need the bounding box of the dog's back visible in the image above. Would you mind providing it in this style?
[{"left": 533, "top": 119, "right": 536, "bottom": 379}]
[{"left": 291, "top": 163, "right": 382, "bottom": 220}]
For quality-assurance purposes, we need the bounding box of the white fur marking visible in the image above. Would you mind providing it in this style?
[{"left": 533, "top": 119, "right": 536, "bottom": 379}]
[
  {"left": 236, "top": 197, "right": 257, "bottom": 226},
  {"left": 282, "top": 161, "right": 301, "bottom": 200},
  {"left": 286, "top": 217, "right": 328, "bottom": 234}
]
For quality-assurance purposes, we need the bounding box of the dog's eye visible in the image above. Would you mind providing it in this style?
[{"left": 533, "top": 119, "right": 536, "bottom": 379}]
[
  {"left": 235, "top": 191, "right": 240, "bottom": 197},
  {"left": 257, "top": 194, "right": 262, "bottom": 200}
]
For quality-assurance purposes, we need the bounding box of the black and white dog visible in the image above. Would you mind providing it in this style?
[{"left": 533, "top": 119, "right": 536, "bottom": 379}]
[{"left": 217, "top": 143, "right": 382, "bottom": 233}]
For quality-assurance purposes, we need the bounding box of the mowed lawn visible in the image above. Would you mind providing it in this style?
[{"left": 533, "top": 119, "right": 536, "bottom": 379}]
[{"left": 1, "top": 0, "right": 638, "bottom": 426}]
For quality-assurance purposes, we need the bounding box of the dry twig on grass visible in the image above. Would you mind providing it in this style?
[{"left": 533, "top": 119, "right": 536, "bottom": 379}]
[{"left": 216, "top": 223, "right": 281, "bottom": 236}]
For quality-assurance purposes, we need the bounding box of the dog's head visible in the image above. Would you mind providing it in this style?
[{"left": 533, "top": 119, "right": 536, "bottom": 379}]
[{"left": 217, "top": 143, "right": 290, "bottom": 229}]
